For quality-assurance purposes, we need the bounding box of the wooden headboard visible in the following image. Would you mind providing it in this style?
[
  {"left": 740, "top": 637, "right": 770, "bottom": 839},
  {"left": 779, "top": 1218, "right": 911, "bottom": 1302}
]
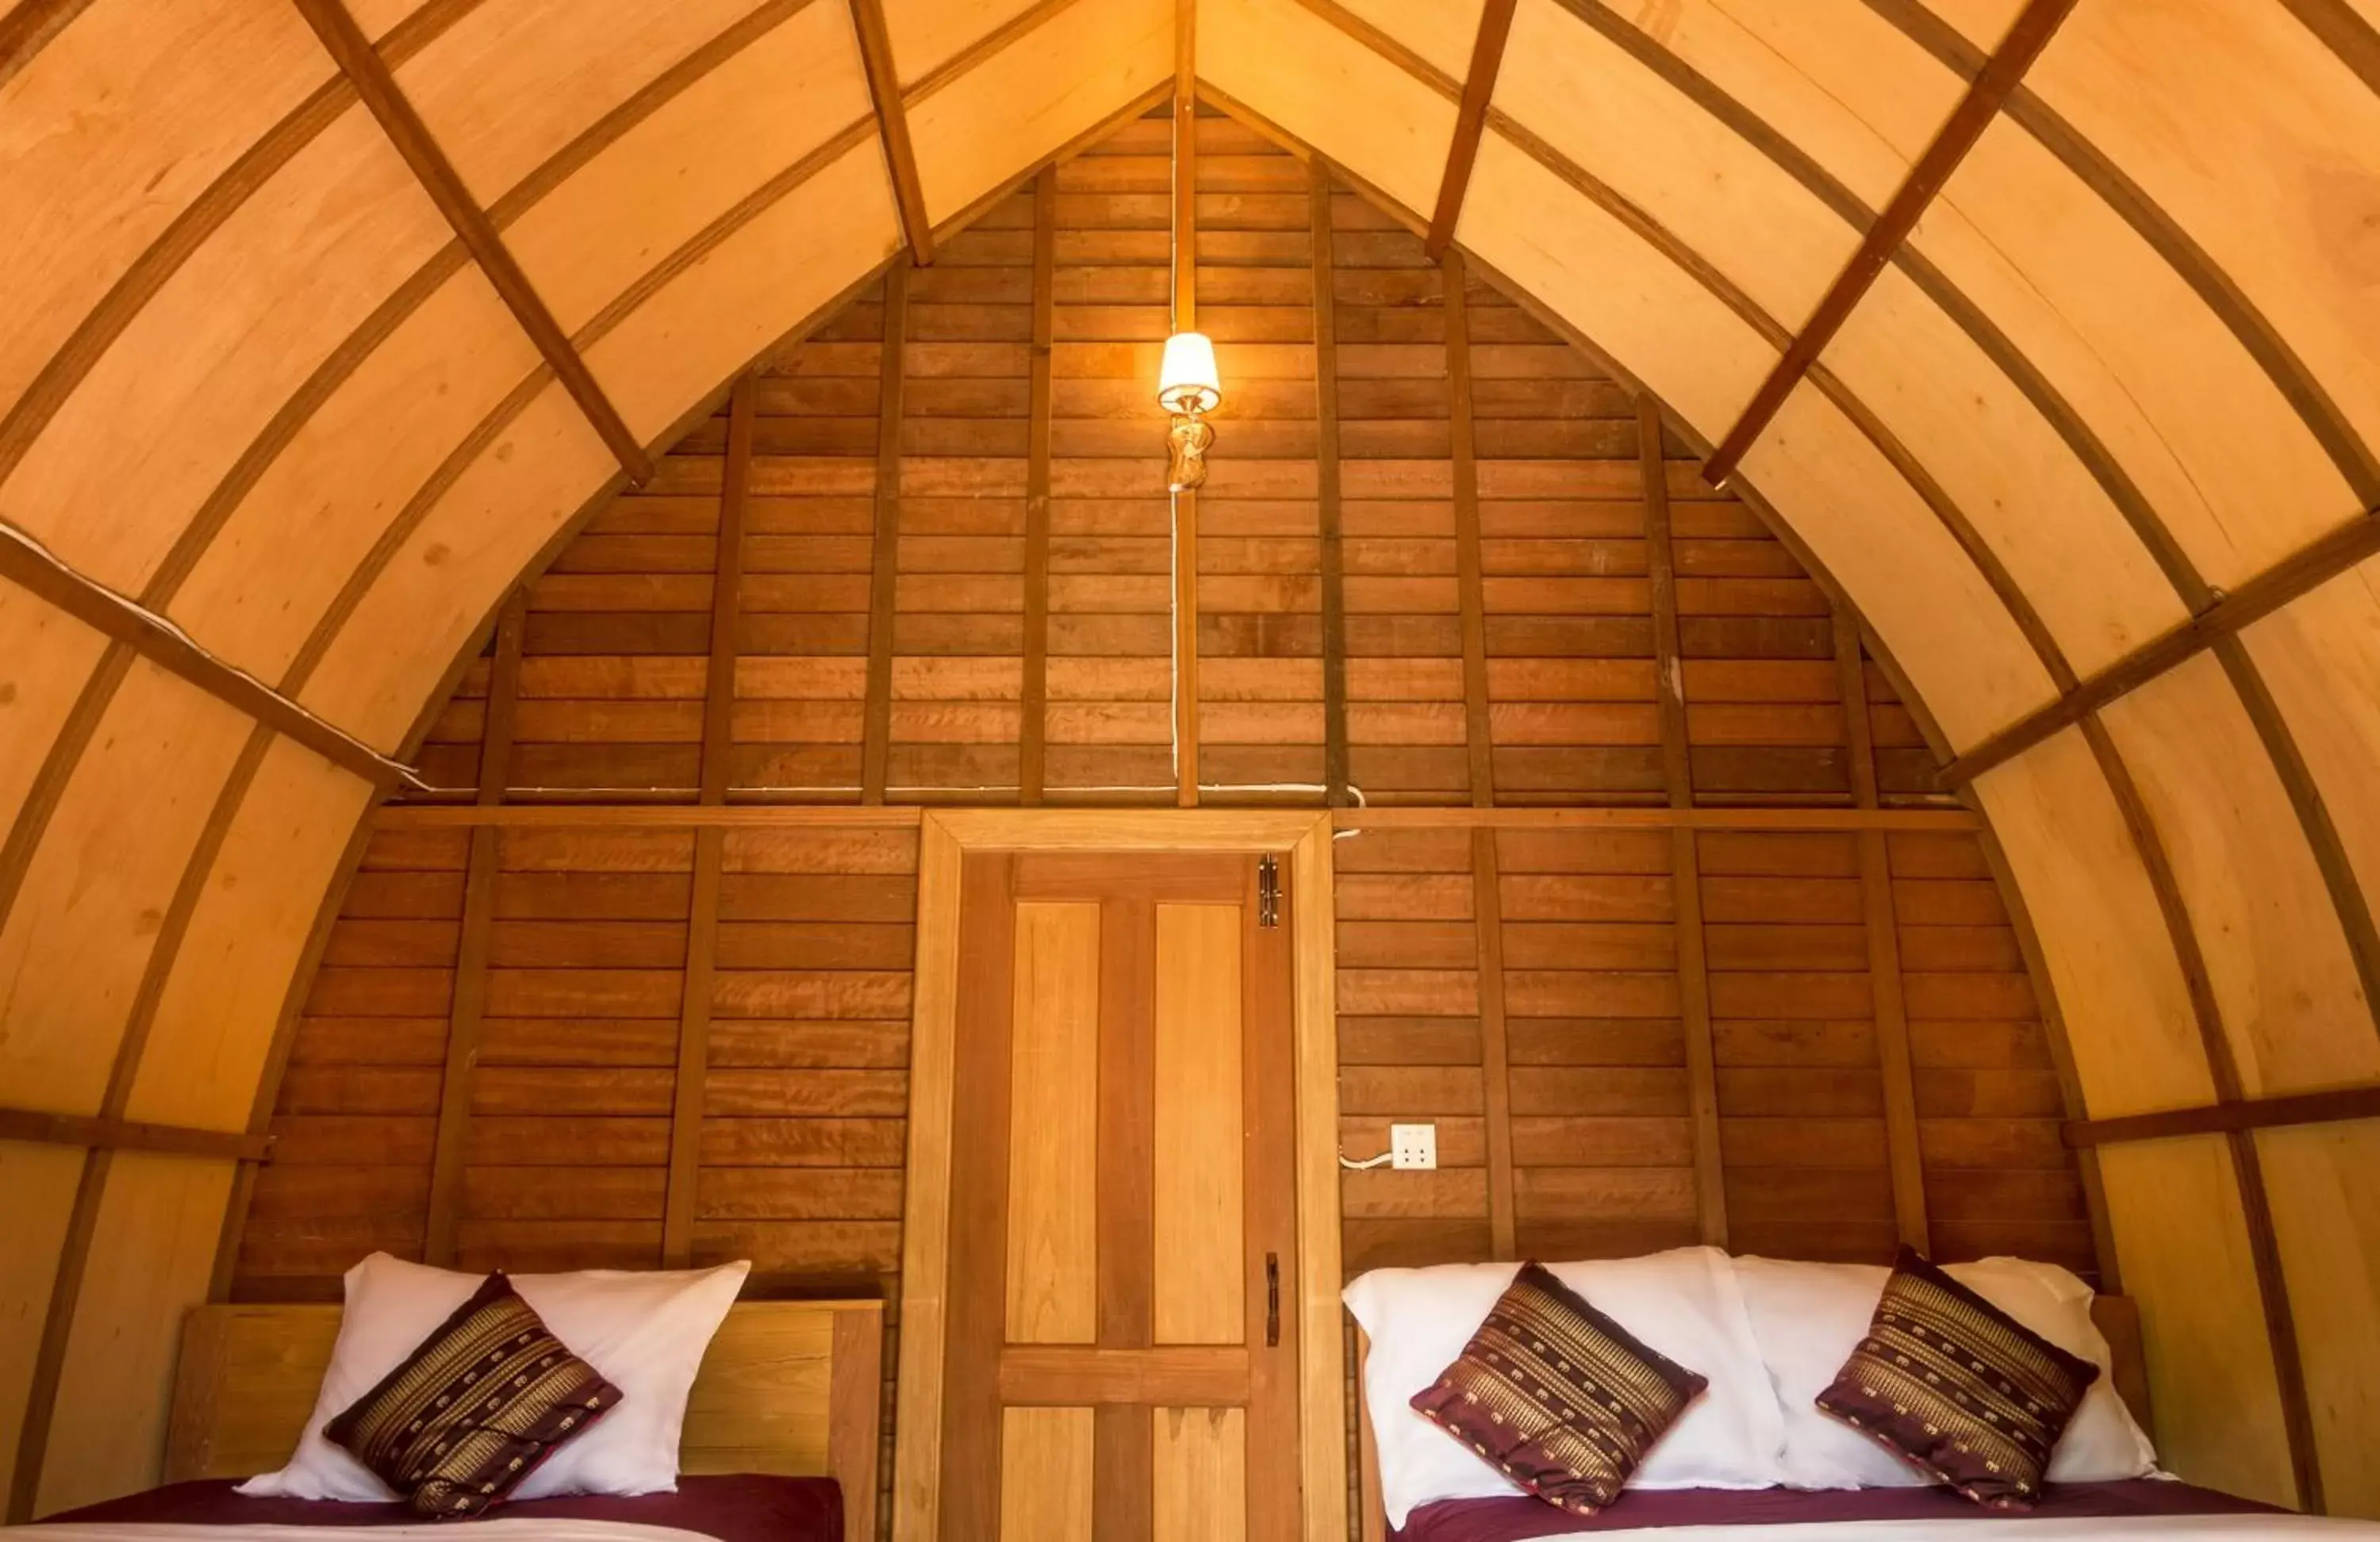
[
  {"left": 1351, "top": 1295, "right": 2155, "bottom": 1542},
  {"left": 164, "top": 1300, "right": 884, "bottom": 1542}
]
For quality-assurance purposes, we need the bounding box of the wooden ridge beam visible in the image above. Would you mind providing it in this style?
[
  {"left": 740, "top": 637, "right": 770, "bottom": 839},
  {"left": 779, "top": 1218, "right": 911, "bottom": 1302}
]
[
  {"left": 2066, "top": 1084, "right": 2380, "bottom": 1149},
  {"left": 0, "top": 523, "right": 412, "bottom": 789},
  {"left": 0, "top": 1109, "right": 272, "bottom": 1164},
  {"left": 1944, "top": 507, "right": 2380, "bottom": 785},
  {"left": 287, "top": 0, "right": 654, "bottom": 484},
  {"left": 1425, "top": 0, "right": 1517, "bottom": 258},
  {"left": 1699, "top": 0, "right": 2079, "bottom": 488},
  {"left": 848, "top": 0, "right": 935, "bottom": 263}
]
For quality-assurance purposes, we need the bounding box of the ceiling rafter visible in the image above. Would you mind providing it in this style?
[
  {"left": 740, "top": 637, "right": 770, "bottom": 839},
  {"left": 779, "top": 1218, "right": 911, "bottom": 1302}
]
[
  {"left": 1944, "top": 504, "right": 2380, "bottom": 784},
  {"left": 0, "top": 522, "right": 413, "bottom": 788},
  {"left": 286, "top": 0, "right": 655, "bottom": 484},
  {"left": 848, "top": 0, "right": 935, "bottom": 264},
  {"left": 1425, "top": 0, "right": 1518, "bottom": 258},
  {"left": 1695, "top": 0, "right": 2079, "bottom": 488}
]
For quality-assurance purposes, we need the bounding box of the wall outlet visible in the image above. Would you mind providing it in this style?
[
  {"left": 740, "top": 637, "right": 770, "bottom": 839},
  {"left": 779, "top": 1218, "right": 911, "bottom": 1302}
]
[{"left": 1390, "top": 1123, "right": 1438, "bottom": 1171}]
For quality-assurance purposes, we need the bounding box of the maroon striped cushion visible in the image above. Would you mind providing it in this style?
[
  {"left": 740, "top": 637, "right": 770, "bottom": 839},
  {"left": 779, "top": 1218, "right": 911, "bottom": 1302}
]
[{"left": 326, "top": 1272, "right": 621, "bottom": 1519}]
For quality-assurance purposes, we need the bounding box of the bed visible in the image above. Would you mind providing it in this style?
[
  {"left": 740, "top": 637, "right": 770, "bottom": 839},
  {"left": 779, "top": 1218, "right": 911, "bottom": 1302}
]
[
  {"left": 13, "top": 1299, "right": 881, "bottom": 1542},
  {"left": 1353, "top": 1291, "right": 2380, "bottom": 1540}
]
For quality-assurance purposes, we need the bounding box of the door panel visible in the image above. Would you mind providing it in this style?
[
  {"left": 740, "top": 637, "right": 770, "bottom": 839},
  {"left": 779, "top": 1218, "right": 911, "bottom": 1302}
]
[
  {"left": 1000, "top": 1406, "right": 1094, "bottom": 1542},
  {"left": 1154, "top": 901, "right": 1246, "bottom": 1346},
  {"left": 943, "top": 851, "right": 1299, "bottom": 1542},
  {"left": 1006, "top": 902, "right": 1100, "bottom": 1345},
  {"left": 1153, "top": 1407, "right": 1247, "bottom": 1542}
]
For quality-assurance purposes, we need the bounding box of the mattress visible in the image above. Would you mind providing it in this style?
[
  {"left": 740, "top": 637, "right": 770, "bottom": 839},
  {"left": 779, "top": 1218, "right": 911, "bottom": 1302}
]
[
  {"left": 11, "top": 1475, "right": 840, "bottom": 1542},
  {"left": 1395, "top": 1479, "right": 2380, "bottom": 1539}
]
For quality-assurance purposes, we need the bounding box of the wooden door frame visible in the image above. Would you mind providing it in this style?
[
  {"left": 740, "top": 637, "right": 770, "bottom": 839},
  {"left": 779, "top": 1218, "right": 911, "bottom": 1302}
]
[{"left": 892, "top": 811, "right": 1345, "bottom": 1542}]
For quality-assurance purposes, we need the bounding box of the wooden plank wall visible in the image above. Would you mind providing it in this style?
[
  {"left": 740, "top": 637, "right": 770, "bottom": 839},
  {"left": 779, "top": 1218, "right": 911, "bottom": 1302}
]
[{"left": 233, "top": 101, "right": 2089, "bottom": 1537}]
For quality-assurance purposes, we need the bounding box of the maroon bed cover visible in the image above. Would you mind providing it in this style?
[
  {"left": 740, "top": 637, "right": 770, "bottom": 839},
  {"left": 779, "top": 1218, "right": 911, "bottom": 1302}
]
[
  {"left": 1395, "top": 1479, "right": 2283, "bottom": 1540},
  {"left": 40, "top": 1475, "right": 839, "bottom": 1542}
]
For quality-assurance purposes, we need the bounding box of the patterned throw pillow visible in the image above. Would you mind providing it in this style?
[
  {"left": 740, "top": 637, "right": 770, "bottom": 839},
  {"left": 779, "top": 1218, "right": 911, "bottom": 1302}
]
[
  {"left": 1816, "top": 1246, "right": 2098, "bottom": 1509},
  {"left": 326, "top": 1272, "right": 622, "bottom": 1519},
  {"left": 1409, "top": 1262, "right": 1710, "bottom": 1515}
]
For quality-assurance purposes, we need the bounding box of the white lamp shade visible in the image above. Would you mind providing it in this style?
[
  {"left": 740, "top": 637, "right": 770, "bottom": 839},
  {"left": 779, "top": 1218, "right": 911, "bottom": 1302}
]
[{"left": 1157, "top": 331, "right": 1222, "bottom": 413}]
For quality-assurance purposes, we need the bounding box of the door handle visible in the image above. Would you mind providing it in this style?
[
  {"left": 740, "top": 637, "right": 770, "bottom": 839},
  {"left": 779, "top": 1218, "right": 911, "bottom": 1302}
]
[{"left": 1265, "top": 1252, "right": 1280, "bottom": 1348}]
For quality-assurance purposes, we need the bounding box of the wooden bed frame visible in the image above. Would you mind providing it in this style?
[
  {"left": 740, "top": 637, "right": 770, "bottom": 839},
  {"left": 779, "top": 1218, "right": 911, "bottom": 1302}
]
[
  {"left": 161, "top": 1300, "right": 885, "bottom": 1542},
  {"left": 1351, "top": 1295, "right": 2154, "bottom": 1542}
]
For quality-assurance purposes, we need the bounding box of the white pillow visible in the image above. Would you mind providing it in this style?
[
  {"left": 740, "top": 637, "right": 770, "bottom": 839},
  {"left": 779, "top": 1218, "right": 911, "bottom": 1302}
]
[
  {"left": 1732, "top": 1254, "right": 2158, "bottom": 1490},
  {"left": 239, "top": 1253, "right": 750, "bottom": 1502},
  {"left": 1344, "top": 1249, "right": 1787, "bottom": 1528}
]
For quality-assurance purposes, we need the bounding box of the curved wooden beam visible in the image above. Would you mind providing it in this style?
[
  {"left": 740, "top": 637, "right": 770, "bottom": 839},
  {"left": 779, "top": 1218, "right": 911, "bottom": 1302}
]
[
  {"left": 287, "top": 0, "right": 654, "bottom": 485},
  {"left": 1699, "top": 0, "right": 2079, "bottom": 489}
]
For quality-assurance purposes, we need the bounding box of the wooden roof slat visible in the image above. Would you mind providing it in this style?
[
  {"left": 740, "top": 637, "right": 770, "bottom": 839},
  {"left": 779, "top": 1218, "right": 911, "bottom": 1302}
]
[
  {"left": 848, "top": 0, "right": 936, "bottom": 263},
  {"left": 1944, "top": 506, "right": 2380, "bottom": 784},
  {"left": 0, "top": 524, "right": 412, "bottom": 788},
  {"left": 286, "top": 0, "right": 656, "bottom": 485},
  {"left": 1424, "top": 0, "right": 1517, "bottom": 259},
  {"left": 1699, "top": 0, "right": 2081, "bottom": 489}
]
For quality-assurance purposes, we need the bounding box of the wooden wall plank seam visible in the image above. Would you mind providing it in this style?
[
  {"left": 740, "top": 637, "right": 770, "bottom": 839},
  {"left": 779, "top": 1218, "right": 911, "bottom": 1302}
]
[
  {"left": 1424, "top": 0, "right": 1518, "bottom": 259},
  {"left": 0, "top": 0, "right": 97, "bottom": 91},
  {"left": 1640, "top": 397, "right": 1726, "bottom": 1248},
  {"left": 1021, "top": 167, "right": 1058, "bottom": 807},
  {"left": 1313, "top": 160, "right": 1350, "bottom": 808},
  {"left": 285, "top": 0, "right": 654, "bottom": 484},
  {"left": 847, "top": 0, "right": 935, "bottom": 263},
  {"left": 0, "top": 531, "right": 412, "bottom": 788},
  {"left": 861, "top": 263, "right": 911, "bottom": 805},
  {"left": 1698, "top": 0, "right": 2082, "bottom": 486},
  {"left": 1837, "top": 605, "right": 1929, "bottom": 1253},
  {"left": 421, "top": 593, "right": 526, "bottom": 1265},
  {"left": 2079, "top": 716, "right": 2326, "bottom": 1512}
]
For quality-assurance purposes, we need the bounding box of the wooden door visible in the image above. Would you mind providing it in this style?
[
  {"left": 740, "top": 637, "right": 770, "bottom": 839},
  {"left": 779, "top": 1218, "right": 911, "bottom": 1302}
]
[{"left": 938, "top": 851, "right": 1300, "bottom": 1542}]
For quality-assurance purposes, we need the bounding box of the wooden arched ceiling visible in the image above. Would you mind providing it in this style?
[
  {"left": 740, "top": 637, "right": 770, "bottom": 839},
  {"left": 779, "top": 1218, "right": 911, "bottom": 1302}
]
[{"left": 3, "top": 0, "right": 2380, "bottom": 1522}]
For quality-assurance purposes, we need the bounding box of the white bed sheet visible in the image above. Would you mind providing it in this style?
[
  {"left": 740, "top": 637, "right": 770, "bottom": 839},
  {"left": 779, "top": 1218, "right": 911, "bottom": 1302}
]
[{"left": 1494, "top": 1517, "right": 2380, "bottom": 1540}]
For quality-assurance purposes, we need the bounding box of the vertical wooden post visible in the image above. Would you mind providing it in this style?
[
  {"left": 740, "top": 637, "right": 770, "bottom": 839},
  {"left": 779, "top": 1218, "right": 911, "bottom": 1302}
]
[
  {"left": 1170, "top": 71, "right": 1201, "bottom": 807},
  {"left": 1837, "top": 603, "right": 1930, "bottom": 1253},
  {"left": 1640, "top": 399, "right": 1726, "bottom": 1248},
  {"left": 424, "top": 590, "right": 527, "bottom": 1265},
  {"left": 664, "top": 378, "right": 752, "bottom": 1266},
  {"left": 1472, "top": 827, "right": 1516, "bottom": 1257},
  {"left": 1445, "top": 251, "right": 1492, "bottom": 809},
  {"left": 1311, "top": 160, "right": 1350, "bottom": 807},
  {"left": 862, "top": 263, "right": 910, "bottom": 805},
  {"left": 1021, "top": 167, "right": 1057, "bottom": 806}
]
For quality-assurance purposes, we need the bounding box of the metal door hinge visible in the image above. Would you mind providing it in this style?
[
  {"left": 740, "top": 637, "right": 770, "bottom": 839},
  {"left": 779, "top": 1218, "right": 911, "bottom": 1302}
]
[{"left": 1258, "top": 855, "right": 1280, "bottom": 927}]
